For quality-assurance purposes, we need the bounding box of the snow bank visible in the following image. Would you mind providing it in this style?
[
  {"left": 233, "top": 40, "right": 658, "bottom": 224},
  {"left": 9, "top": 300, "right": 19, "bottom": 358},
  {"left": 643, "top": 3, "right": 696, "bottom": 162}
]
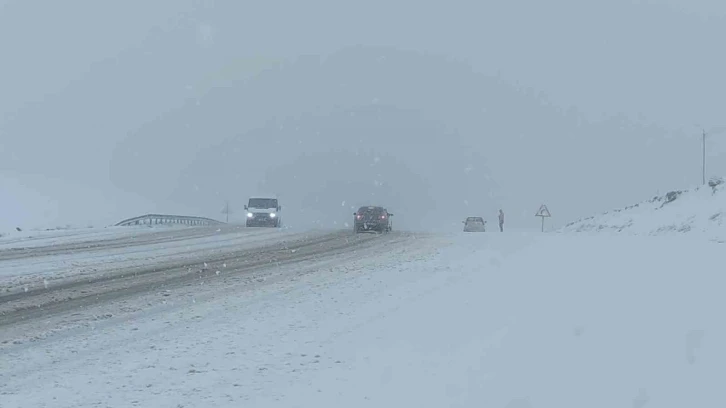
[
  {"left": 560, "top": 177, "right": 726, "bottom": 241},
  {"left": 0, "top": 171, "right": 215, "bottom": 234},
  {"left": 0, "top": 224, "right": 170, "bottom": 250},
  {"left": 0, "top": 172, "right": 163, "bottom": 232}
]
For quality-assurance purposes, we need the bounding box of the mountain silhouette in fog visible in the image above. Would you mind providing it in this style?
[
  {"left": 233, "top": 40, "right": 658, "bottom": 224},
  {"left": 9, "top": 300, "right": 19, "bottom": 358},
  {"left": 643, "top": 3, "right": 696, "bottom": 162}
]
[{"left": 110, "top": 45, "right": 570, "bottom": 225}]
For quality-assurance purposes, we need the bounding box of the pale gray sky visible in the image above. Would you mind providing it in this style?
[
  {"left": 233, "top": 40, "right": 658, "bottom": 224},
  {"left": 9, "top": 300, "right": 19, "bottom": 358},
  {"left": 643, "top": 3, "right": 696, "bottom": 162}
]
[{"left": 2, "top": 0, "right": 725, "bottom": 230}]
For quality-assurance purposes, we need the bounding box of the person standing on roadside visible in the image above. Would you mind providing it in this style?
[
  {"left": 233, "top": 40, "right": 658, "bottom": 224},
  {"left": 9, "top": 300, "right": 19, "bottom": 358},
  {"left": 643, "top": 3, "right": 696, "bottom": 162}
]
[{"left": 498, "top": 209, "right": 504, "bottom": 232}]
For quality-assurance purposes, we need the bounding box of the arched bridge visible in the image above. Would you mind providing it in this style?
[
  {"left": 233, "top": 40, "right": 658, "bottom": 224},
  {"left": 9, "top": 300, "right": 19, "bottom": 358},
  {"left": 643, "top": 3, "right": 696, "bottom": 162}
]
[{"left": 114, "top": 214, "right": 225, "bottom": 227}]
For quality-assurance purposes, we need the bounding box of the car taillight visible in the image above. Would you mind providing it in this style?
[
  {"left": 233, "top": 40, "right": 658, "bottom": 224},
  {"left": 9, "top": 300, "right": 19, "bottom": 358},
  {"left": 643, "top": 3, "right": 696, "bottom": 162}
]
[
  {"left": 356, "top": 215, "right": 361, "bottom": 219},
  {"left": 380, "top": 215, "right": 386, "bottom": 219}
]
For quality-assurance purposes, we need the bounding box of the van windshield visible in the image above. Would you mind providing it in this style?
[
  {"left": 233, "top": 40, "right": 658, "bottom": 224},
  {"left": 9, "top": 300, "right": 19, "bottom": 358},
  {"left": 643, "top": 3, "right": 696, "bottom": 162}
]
[{"left": 248, "top": 198, "right": 278, "bottom": 208}]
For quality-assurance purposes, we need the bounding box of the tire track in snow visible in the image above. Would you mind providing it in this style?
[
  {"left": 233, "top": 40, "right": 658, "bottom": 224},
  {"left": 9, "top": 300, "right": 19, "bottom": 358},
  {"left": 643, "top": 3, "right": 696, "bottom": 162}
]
[
  {"left": 0, "top": 227, "right": 315, "bottom": 294},
  {"left": 0, "top": 230, "right": 393, "bottom": 331}
]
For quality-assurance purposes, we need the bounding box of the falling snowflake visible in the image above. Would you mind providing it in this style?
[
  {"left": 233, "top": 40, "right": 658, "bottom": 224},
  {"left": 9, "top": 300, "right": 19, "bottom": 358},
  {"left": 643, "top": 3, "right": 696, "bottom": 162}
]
[{"left": 197, "top": 23, "right": 214, "bottom": 47}]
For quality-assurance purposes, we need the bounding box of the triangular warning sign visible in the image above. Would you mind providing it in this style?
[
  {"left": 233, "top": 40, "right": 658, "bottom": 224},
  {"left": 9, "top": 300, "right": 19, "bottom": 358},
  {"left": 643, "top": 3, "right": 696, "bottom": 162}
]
[{"left": 536, "top": 204, "right": 551, "bottom": 217}]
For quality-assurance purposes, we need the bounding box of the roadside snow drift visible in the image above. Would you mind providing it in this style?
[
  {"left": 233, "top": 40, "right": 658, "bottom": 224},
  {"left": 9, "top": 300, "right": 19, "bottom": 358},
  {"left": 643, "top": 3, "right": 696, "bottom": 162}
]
[
  {"left": 1, "top": 232, "right": 722, "bottom": 408},
  {"left": 561, "top": 178, "right": 726, "bottom": 240},
  {"left": 0, "top": 225, "right": 169, "bottom": 250}
]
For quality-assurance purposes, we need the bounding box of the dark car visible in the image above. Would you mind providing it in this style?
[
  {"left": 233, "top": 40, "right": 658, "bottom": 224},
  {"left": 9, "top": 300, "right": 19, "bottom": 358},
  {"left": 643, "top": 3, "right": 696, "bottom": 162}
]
[{"left": 353, "top": 206, "right": 393, "bottom": 234}]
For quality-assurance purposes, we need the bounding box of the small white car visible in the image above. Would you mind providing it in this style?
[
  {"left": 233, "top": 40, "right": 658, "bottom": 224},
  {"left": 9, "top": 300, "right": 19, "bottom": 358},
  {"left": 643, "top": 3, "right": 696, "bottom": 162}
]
[{"left": 463, "top": 216, "right": 487, "bottom": 232}]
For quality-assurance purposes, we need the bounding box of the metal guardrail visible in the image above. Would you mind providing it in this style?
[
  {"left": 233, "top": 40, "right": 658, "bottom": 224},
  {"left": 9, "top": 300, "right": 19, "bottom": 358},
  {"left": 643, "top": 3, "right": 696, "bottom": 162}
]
[{"left": 114, "top": 214, "right": 225, "bottom": 227}]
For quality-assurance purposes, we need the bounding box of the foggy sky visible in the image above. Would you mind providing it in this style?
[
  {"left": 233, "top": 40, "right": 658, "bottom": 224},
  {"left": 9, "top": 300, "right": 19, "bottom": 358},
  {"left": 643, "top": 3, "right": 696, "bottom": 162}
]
[{"left": 2, "top": 0, "right": 726, "bottom": 231}]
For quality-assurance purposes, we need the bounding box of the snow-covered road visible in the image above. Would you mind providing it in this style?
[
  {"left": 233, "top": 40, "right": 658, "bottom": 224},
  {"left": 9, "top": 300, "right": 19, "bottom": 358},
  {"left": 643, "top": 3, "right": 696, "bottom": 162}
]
[
  {"left": 0, "top": 227, "right": 405, "bottom": 344},
  {"left": 0, "top": 225, "right": 332, "bottom": 293},
  {"left": 1, "top": 232, "right": 723, "bottom": 407}
]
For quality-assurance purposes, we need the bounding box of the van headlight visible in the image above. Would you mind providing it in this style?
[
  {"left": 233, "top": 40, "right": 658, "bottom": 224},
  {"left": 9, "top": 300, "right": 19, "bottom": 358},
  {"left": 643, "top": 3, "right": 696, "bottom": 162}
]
[
  {"left": 247, "top": 212, "right": 253, "bottom": 218},
  {"left": 269, "top": 213, "right": 276, "bottom": 218}
]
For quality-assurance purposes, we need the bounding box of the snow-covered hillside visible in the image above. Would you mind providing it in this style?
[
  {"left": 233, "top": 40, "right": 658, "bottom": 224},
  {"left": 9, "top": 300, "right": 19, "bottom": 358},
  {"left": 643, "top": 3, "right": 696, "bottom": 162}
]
[{"left": 561, "top": 177, "right": 726, "bottom": 241}]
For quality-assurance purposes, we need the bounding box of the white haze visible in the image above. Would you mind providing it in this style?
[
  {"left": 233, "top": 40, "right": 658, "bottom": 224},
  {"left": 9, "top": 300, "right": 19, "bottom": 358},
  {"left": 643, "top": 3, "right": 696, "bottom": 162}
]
[{"left": 2, "top": 0, "right": 726, "bottom": 232}]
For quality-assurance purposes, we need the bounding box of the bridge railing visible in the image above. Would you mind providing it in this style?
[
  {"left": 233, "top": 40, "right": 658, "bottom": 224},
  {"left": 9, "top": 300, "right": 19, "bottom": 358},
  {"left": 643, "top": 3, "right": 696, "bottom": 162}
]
[{"left": 114, "top": 214, "right": 225, "bottom": 227}]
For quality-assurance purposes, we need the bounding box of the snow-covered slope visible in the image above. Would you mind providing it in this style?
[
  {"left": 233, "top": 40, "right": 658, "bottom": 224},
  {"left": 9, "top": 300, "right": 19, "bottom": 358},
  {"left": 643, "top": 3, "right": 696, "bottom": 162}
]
[{"left": 561, "top": 178, "right": 726, "bottom": 240}]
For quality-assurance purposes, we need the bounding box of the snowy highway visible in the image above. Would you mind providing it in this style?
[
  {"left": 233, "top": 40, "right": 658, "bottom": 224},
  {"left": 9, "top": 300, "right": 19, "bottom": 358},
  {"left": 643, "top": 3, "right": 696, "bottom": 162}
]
[
  {"left": 0, "top": 226, "right": 338, "bottom": 294},
  {"left": 1, "top": 220, "right": 724, "bottom": 407},
  {"left": 0, "top": 226, "right": 413, "bottom": 346},
  {"left": 5, "top": 1, "right": 724, "bottom": 405}
]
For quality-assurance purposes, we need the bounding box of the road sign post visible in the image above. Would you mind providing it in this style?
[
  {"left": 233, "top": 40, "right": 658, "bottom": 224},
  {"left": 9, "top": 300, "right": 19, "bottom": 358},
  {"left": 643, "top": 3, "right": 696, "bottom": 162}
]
[
  {"left": 535, "top": 204, "right": 551, "bottom": 232},
  {"left": 221, "top": 200, "right": 231, "bottom": 223}
]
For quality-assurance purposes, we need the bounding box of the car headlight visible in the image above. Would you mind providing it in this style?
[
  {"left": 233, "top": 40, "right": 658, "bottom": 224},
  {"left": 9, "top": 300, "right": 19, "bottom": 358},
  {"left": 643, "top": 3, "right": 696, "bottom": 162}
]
[
  {"left": 247, "top": 212, "right": 253, "bottom": 218},
  {"left": 269, "top": 212, "right": 276, "bottom": 218}
]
